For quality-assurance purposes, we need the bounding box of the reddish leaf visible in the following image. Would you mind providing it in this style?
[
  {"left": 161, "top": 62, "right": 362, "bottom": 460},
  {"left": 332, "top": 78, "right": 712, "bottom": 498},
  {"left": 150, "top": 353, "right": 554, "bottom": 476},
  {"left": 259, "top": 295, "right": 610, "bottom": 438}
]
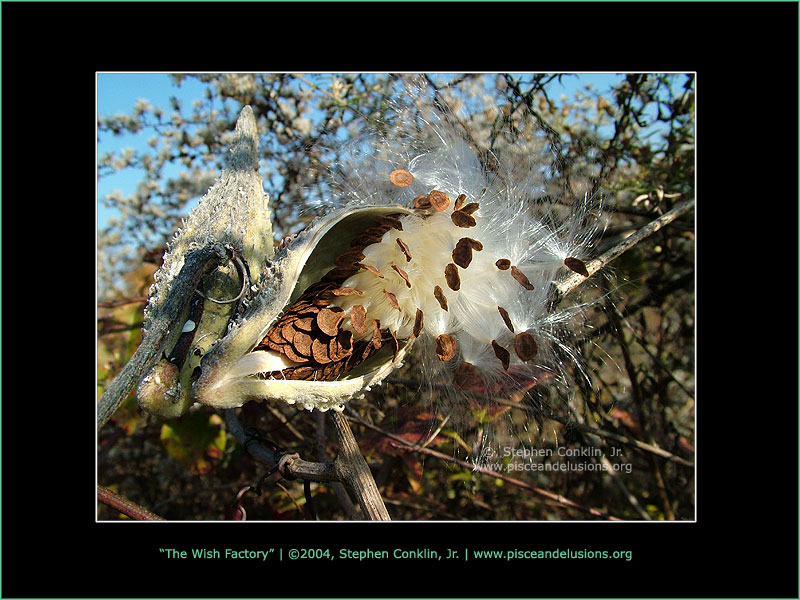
[{"left": 609, "top": 407, "right": 644, "bottom": 438}]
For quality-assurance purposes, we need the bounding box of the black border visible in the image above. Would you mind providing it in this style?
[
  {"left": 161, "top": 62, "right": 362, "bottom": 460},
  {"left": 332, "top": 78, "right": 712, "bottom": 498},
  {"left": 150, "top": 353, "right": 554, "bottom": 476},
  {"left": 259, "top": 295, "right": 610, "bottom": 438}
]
[{"left": 3, "top": 2, "right": 798, "bottom": 598}]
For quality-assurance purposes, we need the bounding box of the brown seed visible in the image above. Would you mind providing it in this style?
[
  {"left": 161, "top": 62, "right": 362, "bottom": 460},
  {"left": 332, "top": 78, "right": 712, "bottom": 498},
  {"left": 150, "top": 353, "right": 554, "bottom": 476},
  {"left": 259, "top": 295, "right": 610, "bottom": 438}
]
[
  {"left": 309, "top": 300, "right": 331, "bottom": 313},
  {"left": 282, "top": 344, "right": 309, "bottom": 364},
  {"left": 312, "top": 338, "right": 332, "bottom": 364},
  {"left": 405, "top": 309, "right": 421, "bottom": 340},
  {"left": 268, "top": 324, "right": 286, "bottom": 345},
  {"left": 334, "top": 247, "right": 366, "bottom": 268},
  {"left": 293, "top": 299, "right": 321, "bottom": 314},
  {"left": 460, "top": 202, "right": 480, "bottom": 215},
  {"left": 331, "top": 286, "right": 363, "bottom": 297},
  {"left": 253, "top": 336, "right": 269, "bottom": 352},
  {"left": 452, "top": 240, "right": 472, "bottom": 269},
  {"left": 454, "top": 193, "right": 466, "bottom": 211},
  {"left": 444, "top": 263, "right": 461, "bottom": 291},
  {"left": 390, "top": 169, "right": 414, "bottom": 187},
  {"left": 358, "top": 263, "right": 385, "bottom": 278},
  {"left": 346, "top": 341, "right": 368, "bottom": 370},
  {"left": 262, "top": 322, "right": 285, "bottom": 341},
  {"left": 388, "top": 329, "right": 399, "bottom": 361},
  {"left": 304, "top": 281, "right": 337, "bottom": 295},
  {"left": 392, "top": 264, "right": 412, "bottom": 288},
  {"left": 451, "top": 210, "right": 477, "bottom": 228},
  {"left": 317, "top": 362, "right": 338, "bottom": 380},
  {"left": 491, "top": 340, "right": 511, "bottom": 371},
  {"left": 465, "top": 238, "right": 483, "bottom": 251},
  {"left": 281, "top": 321, "right": 298, "bottom": 343},
  {"left": 396, "top": 237, "right": 412, "bottom": 262},
  {"left": 564, "top": 256, "right": 590, "bottom": 277},
  {"left": 364, "top": 226, "right": 391, "bottom": 238},
  {"left": 265, "top": 338, "right": 285, "bottom": 353},
  {"left": 313, "top": 291, "right": 337, "bottom": 304},
  {"left": 256, "top": 335, "right": 280, "bottom": 352},
  {"left": 413, "top": 194, "right": 431, "bottom": 209},
  {"left": 514, "top": 331, "right": 538, "bottom": 361},
  {"left": 351, "top": 305, "right": 367, "bottom": 335},
  {"left": 350, "top": 233, "right": 383, "bottom": 248},
  {"left": 371, "top": 320, "right": 382, "bottom": 350},
  {"left": 361, "top": 340, "right": 376, "bottom": 361},
  {"left": 452, "top": 361, "right": 478, "bottom": 390},
  {"left": 289, "top": 366, "right": 315, "bottom": 380},
  {"left": 428, "top": 190, "right": 450, "bottom": 212},
  {"left": 294, "top": 316, "right": 314, "bottom": 332},
  {"left": 383, "top": 289, "right": 402, "bottom": 311},
  {"left": 452, "top": 237, "right": 482, "bottom": 268},
  {"left": 497, "top": 306, "right": 515, "bottom": 333},
  {"left": 292, "top": 331, "right": 313, "bottom": 357},
  {"left": 337, "top": 329, "right": 353, "bottom": 354},
  {"left": 436, "top": 333, "right": 458, "bottom": 362},
  {"left": 377, "top": 215, "right": 403, "bottom": 231},
  {"left": 289, "top": 308, "right": 312, "bottom": 321},
  {"left": 316, "top": 307, "right": 345, "bottom": 336},
  {"left": 510, "top": 265, "right": 535, "bottom": 290},
  {"left": 433, "top": 285, "right": 448, "bottom": 311},
  {"left": 495, "top": 258, "right": 511, "bottom": 270},
  {"left": 333, "top": 361, "right": 351, "bottom": 377},
  {"left": 330, "top": 330, "right": 353, "bottom": 361},
  {"left": 322, "top": 265, "right": 360, "bottom": 283},
  {"left": 317, "top": 362, "right": 336, "bottom": 381}
]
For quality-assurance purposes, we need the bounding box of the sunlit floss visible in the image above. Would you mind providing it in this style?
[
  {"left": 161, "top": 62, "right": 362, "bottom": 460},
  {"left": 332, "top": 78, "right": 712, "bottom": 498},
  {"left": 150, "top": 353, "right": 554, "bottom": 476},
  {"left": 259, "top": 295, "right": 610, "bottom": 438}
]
[{"left": 193, "top": 96, "right": 604, "bottom": 446}]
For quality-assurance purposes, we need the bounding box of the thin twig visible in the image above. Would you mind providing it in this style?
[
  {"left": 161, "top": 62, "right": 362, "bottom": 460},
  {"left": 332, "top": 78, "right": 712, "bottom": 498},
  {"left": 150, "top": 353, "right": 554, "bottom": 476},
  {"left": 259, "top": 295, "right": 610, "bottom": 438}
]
[
  {"left": 97, "top": 486, "right": 165, "bottom": 521},
  {"left": 554, "top": 198, "right": 695, "bottom": 300},
  {"left": 97, "top": 296, "right": 148, "bottom": 309},
  {"left": 274, "top": 480, "right": 307, "bottom": 519},
  {"left": 225, "top": 408, "right": 389, "bottom": 520},
  {"left": 224, "top": 409, "right": 338, "bottom": 482},
  {"left": 267, "top": 405, "right": 306, "bottom": 442}
]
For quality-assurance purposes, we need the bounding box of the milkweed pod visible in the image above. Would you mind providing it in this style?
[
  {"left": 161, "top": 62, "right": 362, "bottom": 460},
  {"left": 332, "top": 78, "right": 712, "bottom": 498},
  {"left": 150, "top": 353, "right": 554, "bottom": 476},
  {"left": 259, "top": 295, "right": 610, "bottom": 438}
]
[{"left": 192, "top": 204, "right": 420, "bottom": 413}]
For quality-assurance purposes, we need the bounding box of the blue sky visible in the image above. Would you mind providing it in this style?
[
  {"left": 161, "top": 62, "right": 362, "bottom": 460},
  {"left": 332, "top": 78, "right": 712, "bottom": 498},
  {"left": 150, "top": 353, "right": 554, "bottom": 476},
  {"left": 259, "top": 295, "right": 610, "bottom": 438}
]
[
  {"left": 97, "top": 73, "right": 208, "bottom": 228},
  {"left": 96, "top": 73, "right": 647, "bottom": 232}
]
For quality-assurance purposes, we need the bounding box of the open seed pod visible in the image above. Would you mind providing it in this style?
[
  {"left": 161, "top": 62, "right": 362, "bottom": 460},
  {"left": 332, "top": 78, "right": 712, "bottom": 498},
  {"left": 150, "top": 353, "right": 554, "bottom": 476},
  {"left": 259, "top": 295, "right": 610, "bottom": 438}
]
[{"left": 193, "top": 203, "right": 420, "bottom": 412}]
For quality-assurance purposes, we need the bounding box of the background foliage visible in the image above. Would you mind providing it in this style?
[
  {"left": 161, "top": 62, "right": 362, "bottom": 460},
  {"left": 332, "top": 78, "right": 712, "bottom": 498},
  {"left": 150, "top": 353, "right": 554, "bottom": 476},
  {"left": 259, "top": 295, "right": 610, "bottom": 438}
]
[{"left": 97, "top": 73, "right": 694, "bottom": 520}]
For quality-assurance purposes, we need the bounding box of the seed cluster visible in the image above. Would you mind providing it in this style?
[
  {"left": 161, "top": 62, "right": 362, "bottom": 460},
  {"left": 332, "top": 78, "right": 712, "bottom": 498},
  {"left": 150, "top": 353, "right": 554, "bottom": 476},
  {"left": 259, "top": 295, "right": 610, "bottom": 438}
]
[
  {"left": 254, "top": 184, "right": 543, "bottom": 387},
  {"left": 253, "top": 214, "right": 407, "bottom": 380}
]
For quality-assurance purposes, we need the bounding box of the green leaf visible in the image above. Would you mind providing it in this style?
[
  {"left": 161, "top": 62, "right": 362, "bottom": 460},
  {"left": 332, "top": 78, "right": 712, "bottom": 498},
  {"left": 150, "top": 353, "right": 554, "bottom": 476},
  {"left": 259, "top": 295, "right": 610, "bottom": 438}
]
[{"left": 160, "top": 412, "right": 226, "bottom": 475}]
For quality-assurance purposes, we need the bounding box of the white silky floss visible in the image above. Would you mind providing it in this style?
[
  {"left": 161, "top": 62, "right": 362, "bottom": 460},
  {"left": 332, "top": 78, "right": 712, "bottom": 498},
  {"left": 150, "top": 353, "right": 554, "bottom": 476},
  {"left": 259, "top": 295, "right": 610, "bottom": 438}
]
[
  {"left": 196, "top": 107, "right": 602, "bottom": 425},
  {"left": 324, "top": 128, "right": 598, "bottom": 393}
]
